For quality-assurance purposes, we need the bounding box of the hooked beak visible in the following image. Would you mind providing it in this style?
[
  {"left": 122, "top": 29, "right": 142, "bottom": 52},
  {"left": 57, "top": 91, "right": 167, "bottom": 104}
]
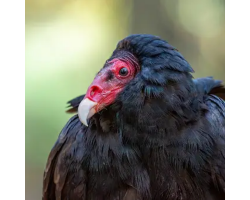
[{"left": 78, "top": 98, "right": 97, "bottom": 126}]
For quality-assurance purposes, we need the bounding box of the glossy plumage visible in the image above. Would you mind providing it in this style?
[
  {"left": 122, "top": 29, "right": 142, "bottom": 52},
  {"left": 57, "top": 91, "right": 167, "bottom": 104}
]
[{"left": 43, "top": 34, "right": 225, "bottom": 200}]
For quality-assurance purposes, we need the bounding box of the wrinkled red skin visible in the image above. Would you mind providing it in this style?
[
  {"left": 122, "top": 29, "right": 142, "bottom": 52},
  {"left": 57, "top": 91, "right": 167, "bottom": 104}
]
[{"left": 84, "top": 58, "right": 136, "bottom": 112}]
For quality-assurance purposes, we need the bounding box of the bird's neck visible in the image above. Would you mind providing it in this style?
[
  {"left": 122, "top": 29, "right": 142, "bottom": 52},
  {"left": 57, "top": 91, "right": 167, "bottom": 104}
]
[
  {"left": 90, "top": 82, "right": 206, "bottom": 145},
  {"left": 115, "top": 88, "right": 206, "bottom": 145}
]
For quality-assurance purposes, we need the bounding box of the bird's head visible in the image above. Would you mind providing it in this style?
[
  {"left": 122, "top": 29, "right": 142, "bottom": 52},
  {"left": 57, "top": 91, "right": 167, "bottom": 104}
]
[{"left": 78, "top": 34, "right": 195, "bottom": 127}]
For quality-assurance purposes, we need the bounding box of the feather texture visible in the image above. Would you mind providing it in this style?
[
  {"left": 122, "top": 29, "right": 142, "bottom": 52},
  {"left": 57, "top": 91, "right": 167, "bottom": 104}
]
[{"left": 43, "top": 34, "right": 224, "bottom": 200}]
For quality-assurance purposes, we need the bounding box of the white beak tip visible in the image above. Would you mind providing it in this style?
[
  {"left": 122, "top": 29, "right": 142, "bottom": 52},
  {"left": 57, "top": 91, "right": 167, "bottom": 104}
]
[
  {"left": 81, "top": 119, "right": 88, "bottom": 127},
  {"left": 78, "top": 98, "right": 97, "bottom": 126}
]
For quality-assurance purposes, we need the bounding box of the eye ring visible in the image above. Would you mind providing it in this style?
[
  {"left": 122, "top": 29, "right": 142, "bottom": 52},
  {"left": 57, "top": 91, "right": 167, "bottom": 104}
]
[{"left": 119, "top": 67, "right": 129, "bottom": 76}]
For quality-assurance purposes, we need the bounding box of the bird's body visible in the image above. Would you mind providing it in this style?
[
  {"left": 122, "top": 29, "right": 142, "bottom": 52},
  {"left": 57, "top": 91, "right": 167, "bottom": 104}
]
[{"left": 43, "top": 34, "right": 225, "bottom": 200}]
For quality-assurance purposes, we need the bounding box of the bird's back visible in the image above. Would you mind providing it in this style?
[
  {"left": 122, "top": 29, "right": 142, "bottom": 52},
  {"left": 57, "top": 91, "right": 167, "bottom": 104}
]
[{"left": 140, "top": 78, "right": 225, "bottom": 200}]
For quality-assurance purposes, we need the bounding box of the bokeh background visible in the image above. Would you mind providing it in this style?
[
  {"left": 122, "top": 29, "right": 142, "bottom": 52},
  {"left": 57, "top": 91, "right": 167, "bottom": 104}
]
[{"left": 25, "top": 0, "right": 225, "bottom": 199}]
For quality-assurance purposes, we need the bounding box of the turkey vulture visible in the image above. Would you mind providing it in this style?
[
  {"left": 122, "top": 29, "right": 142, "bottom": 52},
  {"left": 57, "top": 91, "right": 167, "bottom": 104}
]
[{"left": 43, "top": 34, "right": 225, "bottom": 200}]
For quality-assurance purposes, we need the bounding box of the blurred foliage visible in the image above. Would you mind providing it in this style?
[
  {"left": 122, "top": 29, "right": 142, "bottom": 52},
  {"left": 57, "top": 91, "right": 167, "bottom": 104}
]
[{"left": 25, "top": 0, "right": 225, "bottom": 199}]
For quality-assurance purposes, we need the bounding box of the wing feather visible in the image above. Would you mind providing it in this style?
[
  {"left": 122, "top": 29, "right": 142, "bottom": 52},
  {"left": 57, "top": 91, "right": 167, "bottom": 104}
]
[
  {"left": 66, "top": 95, "right": 85, "bottom": 113},
  {"left": 204, "top": 93, "right": 225, "bottom": 199},
  {"left": 42, "top": 115, "right": 87, "bottom": 200}
]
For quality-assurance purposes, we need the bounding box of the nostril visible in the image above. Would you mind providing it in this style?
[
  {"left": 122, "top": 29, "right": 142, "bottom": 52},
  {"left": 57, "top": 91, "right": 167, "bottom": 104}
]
[
  {"left": 90, "top": 90, "right": 94, "bottom": 97},
  {"left": 89, "top": 86, "right": 102, "bottom": 98}
]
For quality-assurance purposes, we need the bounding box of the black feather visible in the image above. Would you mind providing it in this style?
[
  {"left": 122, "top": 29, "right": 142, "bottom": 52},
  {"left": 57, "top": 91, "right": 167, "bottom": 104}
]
[
  {"left": 43, "top": 34, "right": 225, "bottom": 200},
  {"left": 66, "top": 95, "right": 85, "bottom": 113}
]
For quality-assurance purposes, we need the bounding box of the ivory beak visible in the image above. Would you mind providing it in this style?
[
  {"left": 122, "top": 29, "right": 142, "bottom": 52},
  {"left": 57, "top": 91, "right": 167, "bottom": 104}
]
[{"left": 78, "top": 98, "right": 97, "bottom": 126}]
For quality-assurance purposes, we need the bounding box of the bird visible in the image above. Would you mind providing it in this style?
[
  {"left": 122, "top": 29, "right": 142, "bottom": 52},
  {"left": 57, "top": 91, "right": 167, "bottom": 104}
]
[{"left": 42, "top": 34, "right": 225, "bottom": 200}]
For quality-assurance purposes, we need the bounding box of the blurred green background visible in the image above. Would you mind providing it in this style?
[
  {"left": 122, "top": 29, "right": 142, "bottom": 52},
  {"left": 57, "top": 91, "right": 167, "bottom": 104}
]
[{"left": 25, "top": 0, "right": 225, "bottom": 199}]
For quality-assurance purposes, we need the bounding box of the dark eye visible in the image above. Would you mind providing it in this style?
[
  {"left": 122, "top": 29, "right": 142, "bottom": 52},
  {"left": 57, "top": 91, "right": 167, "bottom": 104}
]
[{"left": 119, "top": 67, "right": 128, "bottom": 76}]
